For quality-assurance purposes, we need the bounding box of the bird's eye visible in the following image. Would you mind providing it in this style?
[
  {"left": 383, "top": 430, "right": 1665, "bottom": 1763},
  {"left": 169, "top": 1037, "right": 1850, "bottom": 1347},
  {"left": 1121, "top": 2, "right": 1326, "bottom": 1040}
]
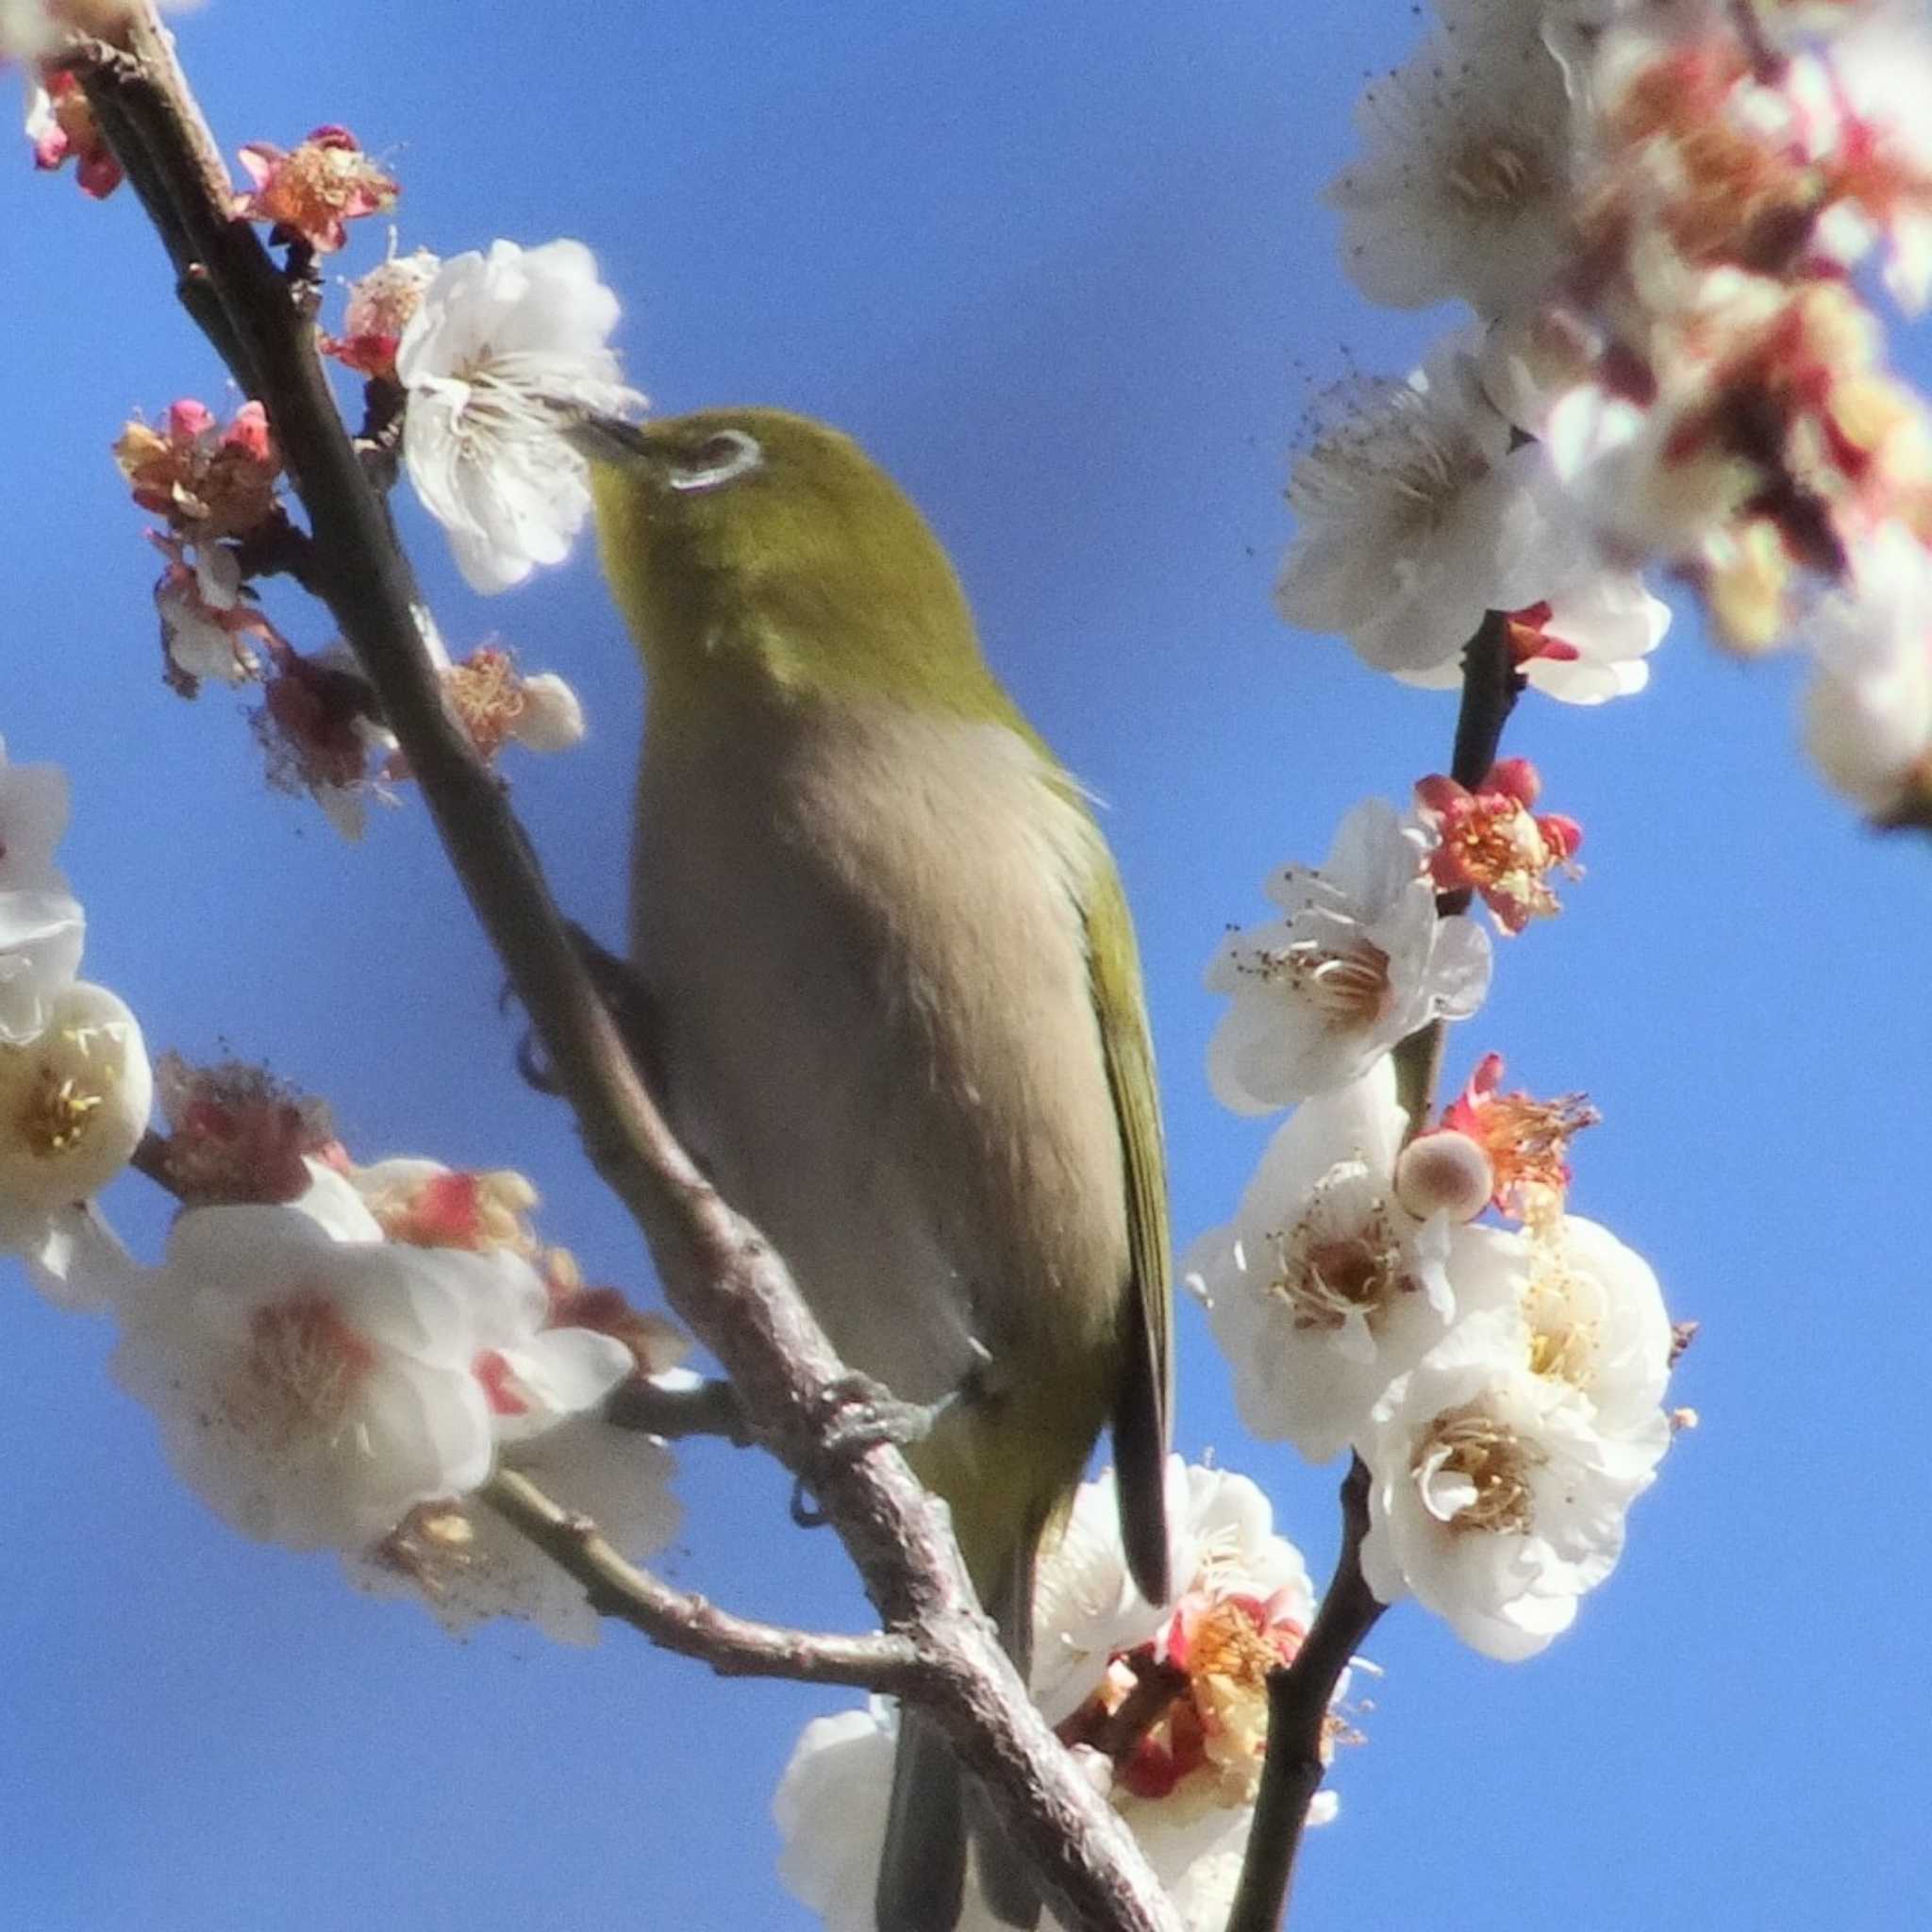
[{"left": 668, "top": 428, "right": 764, "bottom": 493}]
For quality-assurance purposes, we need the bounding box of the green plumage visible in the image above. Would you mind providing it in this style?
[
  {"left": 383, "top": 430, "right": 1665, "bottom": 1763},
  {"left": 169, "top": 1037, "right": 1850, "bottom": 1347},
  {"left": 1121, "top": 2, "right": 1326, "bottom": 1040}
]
[{"left": 577, "top": 407, "right": 1172, "bottom": 1932}]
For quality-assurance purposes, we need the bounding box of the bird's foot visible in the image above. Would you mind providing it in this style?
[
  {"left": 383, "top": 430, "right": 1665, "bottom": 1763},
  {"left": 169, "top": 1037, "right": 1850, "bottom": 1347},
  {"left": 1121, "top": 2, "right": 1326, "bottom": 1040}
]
[
  {"left": 511, "top": 922, "right": 663, "bottom": 1097},
  {"left": 790, "top": 1355, "right": 988, "bottom": 1529}
]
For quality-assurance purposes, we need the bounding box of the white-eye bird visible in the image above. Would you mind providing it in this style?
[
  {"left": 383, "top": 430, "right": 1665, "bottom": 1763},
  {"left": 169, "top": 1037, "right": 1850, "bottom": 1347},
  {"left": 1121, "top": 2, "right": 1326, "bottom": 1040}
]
[{"left": 568, "top": 407, "right": 1172, "bottom": 1932}]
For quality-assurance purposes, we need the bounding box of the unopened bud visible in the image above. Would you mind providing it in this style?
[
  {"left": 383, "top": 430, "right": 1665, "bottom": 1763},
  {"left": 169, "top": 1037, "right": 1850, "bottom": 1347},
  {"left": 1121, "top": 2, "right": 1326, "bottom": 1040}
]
[{"left": 1394, "top": 1128, "right": 1494, "bottom": 1224}]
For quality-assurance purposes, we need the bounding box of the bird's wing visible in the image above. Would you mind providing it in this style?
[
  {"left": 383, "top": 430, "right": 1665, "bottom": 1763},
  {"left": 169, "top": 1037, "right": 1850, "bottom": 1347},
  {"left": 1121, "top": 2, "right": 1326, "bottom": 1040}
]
[{"left": 1085, "top": 861, "right": 1174, "bottom": 1607}]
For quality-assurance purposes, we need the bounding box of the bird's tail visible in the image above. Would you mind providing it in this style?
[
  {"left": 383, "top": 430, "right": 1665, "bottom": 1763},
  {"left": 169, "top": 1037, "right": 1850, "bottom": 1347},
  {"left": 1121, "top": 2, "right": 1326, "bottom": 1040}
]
[{"left": 875, "top": 1537, "right": 1042, "bottom": 1932}]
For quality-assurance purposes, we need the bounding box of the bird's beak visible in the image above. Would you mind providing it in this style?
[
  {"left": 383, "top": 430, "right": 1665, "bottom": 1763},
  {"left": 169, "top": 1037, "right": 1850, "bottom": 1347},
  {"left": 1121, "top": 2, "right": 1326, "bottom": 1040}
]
[{"left": 555, "top": 407, "right": 655, "bottom": 467}]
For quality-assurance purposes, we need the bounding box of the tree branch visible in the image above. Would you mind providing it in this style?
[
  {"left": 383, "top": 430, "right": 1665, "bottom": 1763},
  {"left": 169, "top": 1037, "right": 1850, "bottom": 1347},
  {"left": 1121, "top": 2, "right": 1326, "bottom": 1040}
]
[
  {"left": 81, "top": 17, "right": 1179, "bottom": 1928},
  {"left": 482, "top": 1469, "right": 923, "bottom": 1690}
]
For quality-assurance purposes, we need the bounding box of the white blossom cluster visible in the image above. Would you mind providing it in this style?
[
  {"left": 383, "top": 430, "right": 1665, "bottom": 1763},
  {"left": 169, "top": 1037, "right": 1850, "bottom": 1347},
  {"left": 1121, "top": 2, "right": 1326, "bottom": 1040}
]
[
  {"left": 1280, "top": 0, "right": 1673, "bottom": 696},
  {"left": 1296, "top": 0, "right": 1932, "bottom": 824},
  {"left": 1191, "top": 791, "right": 1678, "bottom": 1659},
  {"left": 0, "top": 725, "right": 677, "bottom": 1637},
  {"left": 777, "top": 1463, "right": 1345, "bottom": 1932},
  {"left": 0, "top": 736, "right": 151, "bottom": 1304}
]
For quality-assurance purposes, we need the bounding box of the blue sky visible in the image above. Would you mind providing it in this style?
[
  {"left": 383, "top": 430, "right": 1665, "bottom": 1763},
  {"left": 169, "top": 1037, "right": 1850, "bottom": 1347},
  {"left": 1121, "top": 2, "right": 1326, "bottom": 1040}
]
[{"left": 2, "top": 2, "right": 1927, "bottom": 1927}]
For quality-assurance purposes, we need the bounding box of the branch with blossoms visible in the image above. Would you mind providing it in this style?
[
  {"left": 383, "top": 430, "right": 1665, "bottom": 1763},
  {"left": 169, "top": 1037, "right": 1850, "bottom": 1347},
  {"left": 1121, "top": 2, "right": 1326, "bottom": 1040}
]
[
  {"left": 14, "top": 0, "right": 1928, "bottom": 1927},
  {"left": 8, "top": 6, "right": 1191, "bottom": 1930}
]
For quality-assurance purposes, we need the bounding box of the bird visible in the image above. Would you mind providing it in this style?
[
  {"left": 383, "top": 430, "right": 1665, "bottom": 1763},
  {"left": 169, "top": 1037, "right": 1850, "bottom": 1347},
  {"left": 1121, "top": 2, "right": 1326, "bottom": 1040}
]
[{"left": 566, "top": 406, "right": 1172, "bottom": 1932}]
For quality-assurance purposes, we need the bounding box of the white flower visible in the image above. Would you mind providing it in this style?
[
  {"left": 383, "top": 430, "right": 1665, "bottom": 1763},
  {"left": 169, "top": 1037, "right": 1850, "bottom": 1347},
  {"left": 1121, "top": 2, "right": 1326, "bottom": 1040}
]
[
  {"left": 0, "top": 739, "right": 85, "bottom": 1045},
  {"left": 349, "top": 1415, "right": 680, "bottom": 1646},
  {"left": 1205, "top": 799, "right": 1491, "bottom": 1111},
  {"left": 112, "top": 1176, "right": 630, "bottom": 1550},
  {"left": 1360, "top": 1308, "right": 1658, "bottom": 1659},
  {"left": 1324, "top": 17, "right": 1580, "bottom": 322},
  {"left": 776, "top": 1460, "right": 1335, "bottom": 1932},
  {"left": 0, "top": 981, "right": 151, "bottom": 1301},
  {"left": 1522, "top": 1213, "right": 1674, "bottom": 1451},
  {"left": 509, "top": 670, "right": 587, "bottom": 752},
  {"left": 1395, "top": 571, "right": 1671, "bottom": 704},
  {"left": 1803, "top": 522, "right": 1932, "bottom": 815},
  {"left": 398, "top": 239, "right": 644, "bottom": 594},
  {"left": 1279, "top": 335, "right": 1576, "bottom": 674},
  {"left": 1187, "top": 1060, "right": 1518, "bottom": 1462}
]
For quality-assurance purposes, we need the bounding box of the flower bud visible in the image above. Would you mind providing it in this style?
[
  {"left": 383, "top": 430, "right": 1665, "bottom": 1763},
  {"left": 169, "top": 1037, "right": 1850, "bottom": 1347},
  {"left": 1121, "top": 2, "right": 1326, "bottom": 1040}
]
[{"left": 1394, "top": 1128, "right": 1493, "bottom": 1224}]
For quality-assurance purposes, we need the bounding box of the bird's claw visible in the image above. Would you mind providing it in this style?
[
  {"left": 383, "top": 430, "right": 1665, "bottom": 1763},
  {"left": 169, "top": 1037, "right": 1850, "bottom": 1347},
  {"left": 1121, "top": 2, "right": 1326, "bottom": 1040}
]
[{"left": 790, "top": 1369, "right": 971, "bottom": 1530}]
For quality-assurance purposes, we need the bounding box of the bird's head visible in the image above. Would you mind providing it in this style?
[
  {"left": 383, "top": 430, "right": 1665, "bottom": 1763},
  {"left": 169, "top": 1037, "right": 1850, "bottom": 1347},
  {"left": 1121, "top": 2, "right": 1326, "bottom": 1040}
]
[{"left": 566, "top": 406, "right": 1005, "bottom": 716}]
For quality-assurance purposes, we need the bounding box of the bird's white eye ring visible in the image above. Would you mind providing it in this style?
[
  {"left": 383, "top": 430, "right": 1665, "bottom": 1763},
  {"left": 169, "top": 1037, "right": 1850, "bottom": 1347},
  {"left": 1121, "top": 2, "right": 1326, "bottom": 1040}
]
[{"left": 669, "top": 428, "right": 764, "bottom": 493}]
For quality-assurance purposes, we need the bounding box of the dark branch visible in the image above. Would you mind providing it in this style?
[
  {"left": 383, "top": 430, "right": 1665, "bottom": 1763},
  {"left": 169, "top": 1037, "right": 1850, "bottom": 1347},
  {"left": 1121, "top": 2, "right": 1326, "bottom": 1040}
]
[{"left": 1225, "top": 1459, "right": 1384, "bottom": 1932}]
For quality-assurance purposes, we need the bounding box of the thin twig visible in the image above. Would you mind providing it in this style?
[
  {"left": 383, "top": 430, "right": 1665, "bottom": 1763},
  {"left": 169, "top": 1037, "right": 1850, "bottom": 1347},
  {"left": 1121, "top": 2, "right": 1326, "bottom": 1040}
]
[
  {"left": 1224, "top": 1460, "right": 1383, "bottom": 1932},
  {"left": 606, "top": 1374, "right": 751, "bottom": 1444},
  {"left": 482, "top": 1469, "right": 923, "bottom": 1690},
  {"left": 80, "top": 19, "right": 1179, "bottom": 1929}
]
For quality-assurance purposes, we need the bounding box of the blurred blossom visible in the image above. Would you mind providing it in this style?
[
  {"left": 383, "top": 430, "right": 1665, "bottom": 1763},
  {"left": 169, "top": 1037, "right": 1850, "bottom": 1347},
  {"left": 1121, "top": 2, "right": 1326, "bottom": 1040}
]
[
  {"left": 1325, "top": 15, "right": 1579, "bottom": 321},
  {"left": 0, "top": 981, "right": 151, "bottom": 1304},
  {"left": 1803, "top": 521, "right": 1932, "bottom": 819},
  {"left": 25, "top": 70, "right": 120, "bottom": 195},
  {"left": 113, "top": 1167, "right": 631, "bottom": 1550},
  {"left": 352, "top": 1415, "right": 679, "bottom": 1646},
  {"left": 150, "top": 533, "right": 275, "bottom": 692},
  {"left": 234, "top": 125, "right": 396, "bottom": 254},
  {"left": 1413, "top": 758, "right": 1583, "bottom": 935},
  {"left": 1277, "top": 335, "right": 1576, "bottom": 675},
  {"left": 1186, "top": 1058, "right": 1518, "bottom": 1462},
  {"left": 0, "top": 739, "right": 84, "bottom": 1044},
  {"left": 397, "top": 239, "right": 644, "bottom": 593},
  {"left": 148, "top": 1051, "right": 341, "bottom": 1207},
  {"left": 1204, "top": 798, "right": 1491, "bottom": 1112},
  {"left": 253, "top": 639, "right": 397, "bottom": 841},
  {"left": 776, "top": 1462, "right": 1341, "bottom": 1932}
]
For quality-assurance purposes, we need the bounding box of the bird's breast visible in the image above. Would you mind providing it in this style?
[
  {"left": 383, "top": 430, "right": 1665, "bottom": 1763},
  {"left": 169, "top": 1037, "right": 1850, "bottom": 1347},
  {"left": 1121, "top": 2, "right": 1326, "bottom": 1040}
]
[{"left": 631, "top": 693, "right": 1131, "bottom": 1413}]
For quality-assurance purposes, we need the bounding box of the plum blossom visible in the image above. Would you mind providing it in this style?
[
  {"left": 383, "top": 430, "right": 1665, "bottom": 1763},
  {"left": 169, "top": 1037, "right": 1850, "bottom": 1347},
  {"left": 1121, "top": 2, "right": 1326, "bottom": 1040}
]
[
  {"left": 0, "top": 981, "right": 152, "bottom": 1305},
  {"left": 1435, "top": 1050, "right": 1599, "bottom": 1221},
  {"left": 1187, "top": 1059, "right": 1517, "bottom": 1461},
  {"left": 397, "top": 240, "right": 644, "bottom": 593},
  {"left": 25, "top": 71, "right": 120, "bottom": 196},
  {"left": 1359, "top": 1307, "right": 1660, "bottom": 1659},
  {"left": 253, "top": 638, "right": 398, "bottom": 841},
  {"left": 1396, "top": 574, "right": 1672, "bottom": 704},
  {"left": 1325, "top": 14, "right": 1580, "bottom": 321},
  {"left": 234, "top": 125, "right": 396, "bottom": 254},
  {"left": 776, "top": 1462, "right": 1339, "bottom": 1932},
  {"left": 1204, "top": 798, "right": 1491, "bottom": 1113},
  {"left": 146, "top": 1051, "right": 341, "bottom": 1207},
  {"left": 1278, "top": 335, "right": 1575, "bottom": 675},
  {"left": 1414, "top": 758, "right": 1582, "bottom": 935},
  {"left": 322, "top": 244, "right": 440, "bottom": 380},
  {"left": 112, "top": 1168, "right": 631, "bottom": 1550},
  {"left": 352, "top": 1414, "right": 680, "bottom": 1645},
  {"left": 0, "top": 740, "right": 84, "bottom": 1044},
  {"left": 1803, "top": 522, "right": 1932, "bottom": 819},
  {"left": 409, "top": 646, "right": 589, "bottom": 766},
  {"left": 113, "top": 398, "right": 280, "bottom": 543},
  {"left": 1520, "top": 1213, "right": 1674, "bottom": 1448},
  {"left": 150, "top": 534, "right": 275, "bottom": 692}
]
